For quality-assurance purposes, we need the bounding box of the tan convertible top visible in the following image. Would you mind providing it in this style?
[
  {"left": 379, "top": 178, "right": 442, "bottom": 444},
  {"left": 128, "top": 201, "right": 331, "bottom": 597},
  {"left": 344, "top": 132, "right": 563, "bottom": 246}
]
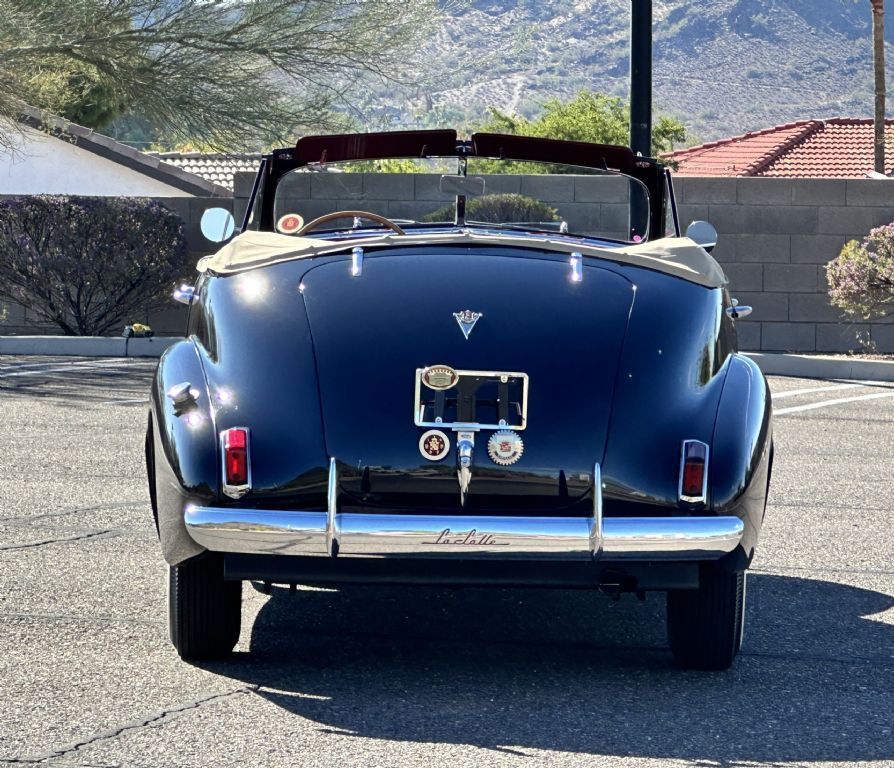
[{"left": 197, "top": 230, "right": 727, "bottom": 288}]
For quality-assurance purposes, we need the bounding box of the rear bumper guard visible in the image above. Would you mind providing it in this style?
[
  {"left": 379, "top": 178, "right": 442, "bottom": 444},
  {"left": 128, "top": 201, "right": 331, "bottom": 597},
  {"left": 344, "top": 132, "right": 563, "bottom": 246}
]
[{"left": 185, "top": 462, "right": 743, "bottom": 562}]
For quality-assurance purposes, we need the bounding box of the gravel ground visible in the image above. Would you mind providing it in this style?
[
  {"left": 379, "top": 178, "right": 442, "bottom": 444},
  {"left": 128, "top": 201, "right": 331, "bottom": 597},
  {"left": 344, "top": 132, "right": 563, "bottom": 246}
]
[{"left": 0, "top": 356, "right": 892, "bottom": 768}]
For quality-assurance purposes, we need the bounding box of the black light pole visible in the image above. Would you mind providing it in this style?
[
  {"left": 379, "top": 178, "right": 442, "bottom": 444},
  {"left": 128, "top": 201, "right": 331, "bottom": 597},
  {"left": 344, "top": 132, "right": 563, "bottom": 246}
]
[{"left": 630, "top": 0, "right": 653, "bottom": 157}]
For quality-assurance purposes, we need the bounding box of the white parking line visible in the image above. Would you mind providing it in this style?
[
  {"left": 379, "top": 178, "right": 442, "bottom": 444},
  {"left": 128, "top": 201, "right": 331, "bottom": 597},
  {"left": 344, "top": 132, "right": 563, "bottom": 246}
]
[
  {"left": 772, "top": 383, "right": 864, "bottom": 400},
  {"left": 775, "top": 390, "right": 894, "bottom": 415}
]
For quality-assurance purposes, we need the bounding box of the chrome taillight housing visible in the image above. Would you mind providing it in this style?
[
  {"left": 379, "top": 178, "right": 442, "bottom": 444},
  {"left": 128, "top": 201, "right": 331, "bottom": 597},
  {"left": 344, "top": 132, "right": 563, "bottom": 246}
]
[
  {"left": 221, "top": 427, "right": 251, "bottom": 499},
  {"left": 679, "top": 439, "right": 709, "bottom": 504}
]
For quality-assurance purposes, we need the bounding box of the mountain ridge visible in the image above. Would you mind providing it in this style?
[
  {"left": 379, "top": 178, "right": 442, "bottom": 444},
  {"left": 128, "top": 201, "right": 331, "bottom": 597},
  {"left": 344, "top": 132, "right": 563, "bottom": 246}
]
[{"left": 368, "top": 0, "right": 891, "bottom": 144}]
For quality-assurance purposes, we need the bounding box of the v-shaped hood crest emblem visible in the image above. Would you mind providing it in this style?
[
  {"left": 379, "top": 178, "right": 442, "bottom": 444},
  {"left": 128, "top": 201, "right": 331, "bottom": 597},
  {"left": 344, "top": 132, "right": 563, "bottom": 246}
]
[{"left": 453, "top": 310, "right": 482, "bottom": 340}]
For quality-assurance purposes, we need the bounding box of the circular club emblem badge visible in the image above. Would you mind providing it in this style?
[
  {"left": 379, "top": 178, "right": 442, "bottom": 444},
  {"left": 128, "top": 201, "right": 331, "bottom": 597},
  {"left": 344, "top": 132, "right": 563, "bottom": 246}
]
[
  {"left": 487, "top": 430, "right": 524, "bottom": 466},
  {"left": 276, "top": 213, "right": 305, "bottom": 234},
  {"left": 421, "top": 365, "right": 459, "bottom": 391},
  {"left": 419, "top": 429, "right": 450, "bottom": 461}
]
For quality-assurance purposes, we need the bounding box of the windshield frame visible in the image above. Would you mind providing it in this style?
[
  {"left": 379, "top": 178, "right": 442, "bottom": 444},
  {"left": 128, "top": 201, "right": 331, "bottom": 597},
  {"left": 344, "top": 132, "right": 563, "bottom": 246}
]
[{"left": 246, "top": 130, "right": 669, "bottom": 242}]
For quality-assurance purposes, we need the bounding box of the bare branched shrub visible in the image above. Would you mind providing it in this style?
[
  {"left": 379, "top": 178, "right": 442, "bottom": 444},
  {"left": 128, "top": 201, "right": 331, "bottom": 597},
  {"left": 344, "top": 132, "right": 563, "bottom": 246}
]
[{"left": 0, "top": 196, "right": 188, "bottom": 335}]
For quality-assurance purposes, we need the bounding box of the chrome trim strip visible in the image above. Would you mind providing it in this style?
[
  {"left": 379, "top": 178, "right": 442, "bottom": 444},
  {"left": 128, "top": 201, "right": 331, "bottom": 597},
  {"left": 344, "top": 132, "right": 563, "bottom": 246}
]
[
  {"left": 220, "top": 427, "right": 251, "bottom": 500},
  {"left": 678, "top": 439, "right": 710, "bottom": 504},
  {"left": 414, "top": 368, "right": 529, "bottom": 431},
  {"left": 184, "top": 505, "right": 743, "bottom": 562},
  {"left": 600, "top": 516, "right": 743, "bottom": 560},
  {"left": 326, "top": 458, "right": 338, "bottom": 556}
]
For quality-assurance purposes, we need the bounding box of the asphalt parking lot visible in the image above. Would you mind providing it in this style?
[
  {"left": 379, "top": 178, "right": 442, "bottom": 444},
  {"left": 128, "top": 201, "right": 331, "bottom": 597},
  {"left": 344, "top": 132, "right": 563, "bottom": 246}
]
[{"left": 0, "top": 356, "right": 892, "bottom": 767}]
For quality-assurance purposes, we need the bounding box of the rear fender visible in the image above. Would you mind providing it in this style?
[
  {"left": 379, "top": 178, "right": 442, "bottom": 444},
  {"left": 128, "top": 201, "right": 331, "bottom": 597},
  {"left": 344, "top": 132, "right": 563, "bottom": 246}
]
[
  {"left": 149, "top": 339, "right": 217, "bottom": 565},
  {"left": 710, "top": 353, "right": 773, "bottom": 563}
]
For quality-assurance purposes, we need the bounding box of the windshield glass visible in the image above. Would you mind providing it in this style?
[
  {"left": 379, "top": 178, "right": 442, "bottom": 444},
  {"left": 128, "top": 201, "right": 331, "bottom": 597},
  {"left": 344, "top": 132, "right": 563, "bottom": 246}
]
[{"left": 271, "top": 156, "right": 650, "bottom": 243}]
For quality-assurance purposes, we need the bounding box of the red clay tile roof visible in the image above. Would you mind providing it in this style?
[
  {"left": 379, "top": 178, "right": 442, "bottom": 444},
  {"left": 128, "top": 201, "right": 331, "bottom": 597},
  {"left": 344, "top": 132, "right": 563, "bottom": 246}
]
[{"left": 663, "top": 118, "right": 894, "bottom": 178}]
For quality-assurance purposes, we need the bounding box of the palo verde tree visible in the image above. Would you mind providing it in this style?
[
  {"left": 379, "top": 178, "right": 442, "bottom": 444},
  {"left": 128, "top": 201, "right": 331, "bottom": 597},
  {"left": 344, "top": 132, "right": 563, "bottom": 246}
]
[
  {"left": 0, "top": 196, "right": 188, "bottom": 335},
  {"left": 0, "top": 0, "right": 441, "bottom": 148},
  {"left": 478, "top": 91, "right": 688, "bottom": 157}
]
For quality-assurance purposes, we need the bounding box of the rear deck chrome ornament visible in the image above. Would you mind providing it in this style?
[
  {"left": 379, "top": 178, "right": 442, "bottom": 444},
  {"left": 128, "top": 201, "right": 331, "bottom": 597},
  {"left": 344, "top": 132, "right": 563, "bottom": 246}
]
[
  {"left": 569, "top": 251, "right": 583, "bottom": 283},
  {"left": 487, "top": 430, "right": 524, "bottom": 466},
  {"left": 351, "top": 246, "right": 364, "bottom": 277},
  {"left": 419, "top": 429, "right": 450, "bottom": 461},
  {"left": 421, "top": 365, "right": 459, "bottom": 391},
  {"left": 453, "top": 310, "right": 482, "bottom": 339}
]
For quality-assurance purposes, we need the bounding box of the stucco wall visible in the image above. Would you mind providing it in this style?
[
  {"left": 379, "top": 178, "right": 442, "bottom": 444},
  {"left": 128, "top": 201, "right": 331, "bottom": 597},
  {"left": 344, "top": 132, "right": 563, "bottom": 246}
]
[{"left": 0, "top": 127, "right": 193, "bottom": 197}]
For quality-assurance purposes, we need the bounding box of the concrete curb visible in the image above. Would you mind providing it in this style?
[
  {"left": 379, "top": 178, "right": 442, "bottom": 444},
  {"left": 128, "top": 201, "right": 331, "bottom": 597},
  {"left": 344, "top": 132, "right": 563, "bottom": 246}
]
[
  {"left": 0, "top": 335, "right": 181, "bottom": 358},
  {"left": 745, "top": 352, "right": 894, "bottom": 382},
  {"left": 1, "top": 337, "right": 893, "bottom": 381}
]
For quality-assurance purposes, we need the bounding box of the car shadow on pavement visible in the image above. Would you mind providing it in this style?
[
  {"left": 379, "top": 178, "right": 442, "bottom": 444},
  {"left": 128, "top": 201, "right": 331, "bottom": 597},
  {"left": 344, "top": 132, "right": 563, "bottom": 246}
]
[{"left": 206, "top": 573, "right": 894, "bottom": 763}]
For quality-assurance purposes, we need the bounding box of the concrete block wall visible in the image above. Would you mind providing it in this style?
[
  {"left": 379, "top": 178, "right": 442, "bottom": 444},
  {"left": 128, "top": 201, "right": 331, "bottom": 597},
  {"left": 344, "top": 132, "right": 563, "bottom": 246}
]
[
  {"left": 674, "top": 177, "right": 894, "bottom": 352},
  {"left": 4, "top": 176, "right": 894, "bottom": 353}
]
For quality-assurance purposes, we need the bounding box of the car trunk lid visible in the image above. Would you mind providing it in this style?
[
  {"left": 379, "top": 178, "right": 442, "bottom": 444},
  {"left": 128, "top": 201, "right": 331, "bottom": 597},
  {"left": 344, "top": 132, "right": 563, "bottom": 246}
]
[{"left": 301, "top": 248, "right": 634, "bottom": 513}]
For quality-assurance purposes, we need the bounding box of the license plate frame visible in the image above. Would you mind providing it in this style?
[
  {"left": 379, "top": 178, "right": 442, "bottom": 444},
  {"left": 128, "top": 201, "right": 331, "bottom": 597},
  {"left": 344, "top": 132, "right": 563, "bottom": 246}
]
[{"left": 414, "top": 368, "right": 528, "bottom": 431}]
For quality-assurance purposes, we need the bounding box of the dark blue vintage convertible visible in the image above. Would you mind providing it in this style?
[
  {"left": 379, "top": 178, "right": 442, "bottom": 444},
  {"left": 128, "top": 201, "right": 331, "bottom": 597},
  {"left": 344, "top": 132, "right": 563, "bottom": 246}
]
[{"left": 146, "top": 130, "right": 772, "bottom": 670}]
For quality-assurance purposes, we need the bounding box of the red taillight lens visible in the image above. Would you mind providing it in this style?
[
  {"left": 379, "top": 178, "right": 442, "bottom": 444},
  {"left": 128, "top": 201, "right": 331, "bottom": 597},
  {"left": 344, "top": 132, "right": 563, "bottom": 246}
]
[
  {"left": 223, "top": 428, "right": 249, "bottom": 486},
  {"left": 680, "top": 440, "right": 708, "bottom": 501}
]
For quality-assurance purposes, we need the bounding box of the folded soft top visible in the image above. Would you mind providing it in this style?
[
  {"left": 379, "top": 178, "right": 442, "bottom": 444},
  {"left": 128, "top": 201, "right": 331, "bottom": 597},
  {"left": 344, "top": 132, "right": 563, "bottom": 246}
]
[{"left": 197, "top": 230, "right": 727, "bottom": 288}]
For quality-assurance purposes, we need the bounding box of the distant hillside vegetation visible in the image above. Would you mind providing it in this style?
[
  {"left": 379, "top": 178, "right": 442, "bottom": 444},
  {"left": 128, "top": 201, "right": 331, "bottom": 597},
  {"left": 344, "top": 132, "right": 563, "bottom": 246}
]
[{"left": 363, "top": 0, "right": 889, "bottom": 143}]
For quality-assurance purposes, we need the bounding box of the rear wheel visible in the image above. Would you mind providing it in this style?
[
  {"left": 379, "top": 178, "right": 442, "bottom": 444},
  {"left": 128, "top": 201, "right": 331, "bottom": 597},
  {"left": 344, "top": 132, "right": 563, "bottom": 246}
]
[
  {"left": 667, "top": 565, "right": 746, "bottom": 671},
  {"left": 169, "top": 552, "right": 241, "bottom": 660}
]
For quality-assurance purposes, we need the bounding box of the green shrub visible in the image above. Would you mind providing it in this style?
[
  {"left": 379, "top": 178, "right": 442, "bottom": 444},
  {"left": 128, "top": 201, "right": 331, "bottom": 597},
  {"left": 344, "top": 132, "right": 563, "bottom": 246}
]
[
  {"left": 0, "top": 196, "right": 188, "bottom": 335},
  {"left": 424, "top": 193, "right": 560, "bottom": 224},
  {"left": 827, "top": 225, "right": 894, "bottom": 320}
]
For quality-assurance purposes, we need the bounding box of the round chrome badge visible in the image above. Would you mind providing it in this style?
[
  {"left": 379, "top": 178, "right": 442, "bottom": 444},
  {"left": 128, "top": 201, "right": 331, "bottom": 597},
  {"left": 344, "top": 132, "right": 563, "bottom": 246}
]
[
  {"left": 421, "top": 365, "right": 459, "bottom": 391},
  {"left": 419, "top": 429, "right": 450, "bottom": 461},
  {"left": 487, "top": 430, "right": 524, "bottom": 466}
]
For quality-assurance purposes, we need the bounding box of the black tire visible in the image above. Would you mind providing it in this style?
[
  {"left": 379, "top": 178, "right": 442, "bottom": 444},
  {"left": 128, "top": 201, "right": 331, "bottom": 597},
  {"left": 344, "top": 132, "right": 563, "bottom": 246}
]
[
  {"left": 169, "top": 552, "right": 242, "bottom": 660},
  {"left": 667, "top": 566, "right": 746, "bottom": 671}
]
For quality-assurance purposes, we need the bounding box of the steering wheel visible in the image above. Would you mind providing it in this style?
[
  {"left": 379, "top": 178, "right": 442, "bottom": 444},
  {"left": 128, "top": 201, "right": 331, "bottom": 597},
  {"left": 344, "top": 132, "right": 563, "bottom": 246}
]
[{"left": 295, "top": 210, "right": 406, "bottom": 236}]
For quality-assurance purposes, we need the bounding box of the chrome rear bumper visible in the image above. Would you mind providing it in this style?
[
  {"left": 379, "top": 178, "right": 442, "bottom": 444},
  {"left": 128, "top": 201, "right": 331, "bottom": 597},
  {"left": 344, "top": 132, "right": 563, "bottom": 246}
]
[
  {"left": 185, "top": 506, "right": 742, "bottom": 561},
  {"left": 185, "top": 463, "right": 743, "bottom": 562}
]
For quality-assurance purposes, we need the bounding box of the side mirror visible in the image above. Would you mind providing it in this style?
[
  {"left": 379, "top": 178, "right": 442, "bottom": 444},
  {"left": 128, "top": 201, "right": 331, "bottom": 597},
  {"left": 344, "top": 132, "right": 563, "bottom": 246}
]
[
  {"left": 685, "top": 220, "right": 718, "bottom": 253},
  {"left": 200, "top": 207, "right": 236, "bottom": 243}
]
